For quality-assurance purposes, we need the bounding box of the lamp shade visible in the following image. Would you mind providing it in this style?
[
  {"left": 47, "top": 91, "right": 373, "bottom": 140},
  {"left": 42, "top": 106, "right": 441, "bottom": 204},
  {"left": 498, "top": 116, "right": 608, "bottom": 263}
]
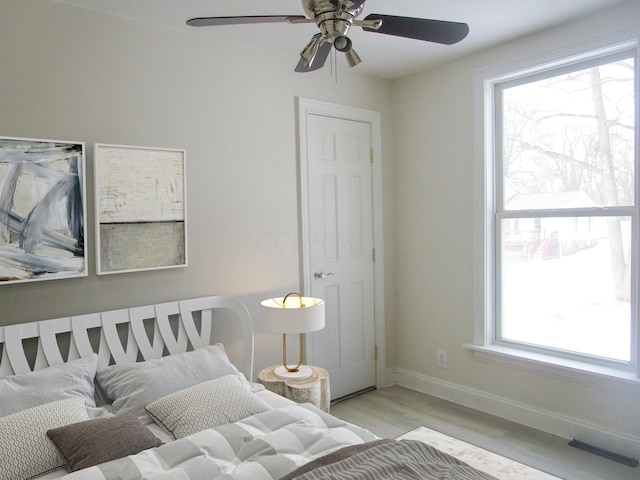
[{"left": 260, "top": 296, "right": 325, "bottom": 334}]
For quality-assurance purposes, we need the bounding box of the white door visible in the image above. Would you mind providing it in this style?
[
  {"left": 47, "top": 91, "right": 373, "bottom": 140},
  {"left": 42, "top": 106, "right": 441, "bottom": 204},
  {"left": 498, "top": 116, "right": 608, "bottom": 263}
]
[{"left": 303, "top": 112, "right": 377, "bottom": 400}]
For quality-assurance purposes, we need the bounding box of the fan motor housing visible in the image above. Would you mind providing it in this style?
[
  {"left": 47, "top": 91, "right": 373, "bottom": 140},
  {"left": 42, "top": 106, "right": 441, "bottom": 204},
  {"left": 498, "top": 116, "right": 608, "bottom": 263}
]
[
  {"left": 316, "top": 13, "right": 353, "bottom": 39},
  {"left": 303, "top": 0, "right": 343, "bottom": 18},
  {"left": 304, "top": 0, "right": 364, "bottom": 41}
]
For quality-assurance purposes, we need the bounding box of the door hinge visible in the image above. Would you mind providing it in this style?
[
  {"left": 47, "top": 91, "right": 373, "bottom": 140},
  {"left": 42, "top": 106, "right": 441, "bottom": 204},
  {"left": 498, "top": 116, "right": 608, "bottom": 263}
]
[
  {"left": 370, "top": 149, "right": 374, "bottom": 163},
  {"left": 372, "top": 248, "right": 376, "bottom": 263},
  {"left": 374, "top": 345, "right": 378, "bottom": 360}
]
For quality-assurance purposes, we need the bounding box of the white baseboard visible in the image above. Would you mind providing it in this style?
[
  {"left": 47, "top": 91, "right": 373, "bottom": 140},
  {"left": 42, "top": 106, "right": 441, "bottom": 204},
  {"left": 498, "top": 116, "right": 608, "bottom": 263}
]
[{"left": 392, "top": 367, "right": 640, "bottom": 460}]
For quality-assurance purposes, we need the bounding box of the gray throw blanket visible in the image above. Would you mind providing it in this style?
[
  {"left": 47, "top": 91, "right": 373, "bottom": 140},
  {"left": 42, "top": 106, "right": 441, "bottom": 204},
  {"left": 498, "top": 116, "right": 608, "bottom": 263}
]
[{"left": 281, "top": 438, "right": 499, "bottom": 480}]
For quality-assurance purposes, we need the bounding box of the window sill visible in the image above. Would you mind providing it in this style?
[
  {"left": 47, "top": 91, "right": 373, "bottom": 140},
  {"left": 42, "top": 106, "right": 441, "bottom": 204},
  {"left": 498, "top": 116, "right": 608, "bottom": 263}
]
[{"left": 463, "top": 343, "right": 640, "bottom": 398}]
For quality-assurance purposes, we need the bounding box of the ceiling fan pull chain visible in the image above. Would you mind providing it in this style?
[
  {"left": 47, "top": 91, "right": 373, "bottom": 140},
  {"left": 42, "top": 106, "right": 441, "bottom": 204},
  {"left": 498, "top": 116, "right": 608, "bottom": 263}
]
[{"left": 329, "top": 47, "right": 335, "bottom": 83}]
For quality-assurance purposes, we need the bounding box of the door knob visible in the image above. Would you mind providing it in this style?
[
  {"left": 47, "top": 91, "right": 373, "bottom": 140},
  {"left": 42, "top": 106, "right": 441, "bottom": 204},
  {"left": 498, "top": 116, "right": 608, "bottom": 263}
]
[{"left": 314, "top": 271, "right": 335, "bottom": 280}]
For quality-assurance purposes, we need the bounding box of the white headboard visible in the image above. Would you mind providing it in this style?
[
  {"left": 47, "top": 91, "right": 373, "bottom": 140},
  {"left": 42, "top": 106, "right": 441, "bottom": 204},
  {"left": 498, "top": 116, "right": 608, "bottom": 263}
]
[{"left": 0, "top": 296, "right": 254, "bottom": 381}]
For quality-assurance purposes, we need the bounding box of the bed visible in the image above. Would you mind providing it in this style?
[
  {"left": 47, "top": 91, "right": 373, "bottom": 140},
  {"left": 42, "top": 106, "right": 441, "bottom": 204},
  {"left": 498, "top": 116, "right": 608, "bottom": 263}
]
[{"left": 0, "top": 295, "right": 498, "bottom": 480}]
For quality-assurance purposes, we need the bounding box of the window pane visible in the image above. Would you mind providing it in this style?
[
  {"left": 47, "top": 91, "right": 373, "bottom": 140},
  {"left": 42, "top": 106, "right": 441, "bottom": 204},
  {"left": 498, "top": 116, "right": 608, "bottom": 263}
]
[
  {"left": 502, "top": 57, "right": 635, "bottom": 210},
  {"left": 500, "top": 216, "right": 631, "bottom": 362}
]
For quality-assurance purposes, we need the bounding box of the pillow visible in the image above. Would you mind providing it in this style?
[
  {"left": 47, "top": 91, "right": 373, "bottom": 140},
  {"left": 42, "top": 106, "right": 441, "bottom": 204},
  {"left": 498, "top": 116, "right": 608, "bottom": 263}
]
[
  {"left": 47, "top": 412, "right": 162, "bottom": 472},
  {"left": 0, "top": 354, "right": 100, "bottom": 418},
  {"left": 0, "top": 398, "right": 89, "bottom": 480},
  {"left": 96, "top": 344, "right": 248, "bottom": 422},
  {"left": 145, "top": 374, "right": 271, "bottom": 439}
]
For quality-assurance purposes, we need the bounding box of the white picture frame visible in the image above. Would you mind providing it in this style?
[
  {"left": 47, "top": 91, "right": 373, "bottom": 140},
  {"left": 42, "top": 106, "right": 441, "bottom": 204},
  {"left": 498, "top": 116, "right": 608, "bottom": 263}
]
[{"left": 94, "top": 143, "right": 187, "bottom": 275}]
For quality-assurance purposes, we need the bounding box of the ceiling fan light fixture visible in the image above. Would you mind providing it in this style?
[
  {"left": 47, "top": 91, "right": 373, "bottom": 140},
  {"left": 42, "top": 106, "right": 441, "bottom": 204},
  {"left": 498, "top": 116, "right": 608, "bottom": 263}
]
[
  {"left": 300, "top": 34, "right": 322, "bottom": 67},
  {"left": 345, "top": 48, "right": 362, "bottom": 67},
  {"left": 332, "top": 35, "right": 360, "bottom": 68},
  {"left": 333, "top": 35, "right": 352, "bottom": 52}
]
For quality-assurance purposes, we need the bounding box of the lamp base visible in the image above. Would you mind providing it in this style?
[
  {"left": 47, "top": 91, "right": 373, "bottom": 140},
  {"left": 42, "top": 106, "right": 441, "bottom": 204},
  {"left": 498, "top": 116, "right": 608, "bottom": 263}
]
[{"left": 273, "top": 365, "right": 313, "bottom": 380}]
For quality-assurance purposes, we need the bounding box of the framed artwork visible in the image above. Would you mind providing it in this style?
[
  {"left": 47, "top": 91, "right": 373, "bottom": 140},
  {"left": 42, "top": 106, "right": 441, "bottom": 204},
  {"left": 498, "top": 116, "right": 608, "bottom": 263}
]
[
  {"left": 95, "top": 143, "right": 187, "bottom": 275},
  {"left": 0, "top": 136, "right": 87, "bottom": 285}
]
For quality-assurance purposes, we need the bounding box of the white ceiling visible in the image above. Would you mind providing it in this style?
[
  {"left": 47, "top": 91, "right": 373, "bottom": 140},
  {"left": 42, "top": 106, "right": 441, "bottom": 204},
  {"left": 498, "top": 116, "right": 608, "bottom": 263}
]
[{"left": 54, "top": 0, "right": 628, "bottom": 79}]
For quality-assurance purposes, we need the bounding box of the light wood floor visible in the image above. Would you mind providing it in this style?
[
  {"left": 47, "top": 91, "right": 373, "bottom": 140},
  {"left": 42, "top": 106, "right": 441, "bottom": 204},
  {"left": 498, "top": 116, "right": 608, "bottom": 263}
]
[{"left": 329, "top": 385, "right": 637, "bottom": 480}]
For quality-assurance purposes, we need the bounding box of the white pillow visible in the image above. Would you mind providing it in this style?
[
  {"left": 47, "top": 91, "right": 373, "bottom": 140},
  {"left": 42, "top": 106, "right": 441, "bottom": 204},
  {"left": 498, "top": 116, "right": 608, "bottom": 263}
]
[
  {"left": 97, "top": 344, "right": 248, "bottom": 422},
  {"left": 0, "top": 398, "right": 89, "bottom": 480},
  {"left": 0, "top": 354, "right": 100, "bottom": 418},
  {"left": 145, "top": 374, "right": 271, "bottom": 438}
]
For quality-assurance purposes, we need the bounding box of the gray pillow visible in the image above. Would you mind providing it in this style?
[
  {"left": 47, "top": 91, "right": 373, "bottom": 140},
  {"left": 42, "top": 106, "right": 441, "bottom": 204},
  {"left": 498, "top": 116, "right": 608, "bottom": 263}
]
[
  {"left": 145, "top": 375, "right": 271, "bottom": 439},
  {"left": 96, "top": 344, "right": 248, "bottom": 422},
  {"left": 0, "top": 398, "right": 89, "bottom": 480},
  {"left": 47, "top": 412, "right": 162, "bottom": 472},
  {"left": 0, "top": 354, "right": 100, "bottom": 418}
]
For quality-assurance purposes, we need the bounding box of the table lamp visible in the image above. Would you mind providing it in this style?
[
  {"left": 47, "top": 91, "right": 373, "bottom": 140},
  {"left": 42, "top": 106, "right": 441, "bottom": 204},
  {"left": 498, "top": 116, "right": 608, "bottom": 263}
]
[{"left": 260, "top": 292, "right": 325, "bottom": 380}]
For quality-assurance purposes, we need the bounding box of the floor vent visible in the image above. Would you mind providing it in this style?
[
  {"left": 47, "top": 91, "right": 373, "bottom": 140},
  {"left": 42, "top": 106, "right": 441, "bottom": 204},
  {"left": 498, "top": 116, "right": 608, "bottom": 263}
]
[{"left": 568, "top": 439, "right": 638, "bottom": 467}]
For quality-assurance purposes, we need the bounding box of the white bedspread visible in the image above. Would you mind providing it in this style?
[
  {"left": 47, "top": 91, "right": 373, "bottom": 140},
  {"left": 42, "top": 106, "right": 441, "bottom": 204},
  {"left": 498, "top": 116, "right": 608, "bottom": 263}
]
[
  {"left": 55, "top": 403, "right": 376, "bottom": 480},
  {"left": 36, "top": 389, "right": 287, "bottom": 480}
]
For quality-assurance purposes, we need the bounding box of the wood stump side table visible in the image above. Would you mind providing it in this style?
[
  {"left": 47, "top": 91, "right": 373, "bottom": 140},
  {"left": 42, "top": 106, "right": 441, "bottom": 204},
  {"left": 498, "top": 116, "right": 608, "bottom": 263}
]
[{"left": 258, "top": 365, "right": 330, "bottom": 413}]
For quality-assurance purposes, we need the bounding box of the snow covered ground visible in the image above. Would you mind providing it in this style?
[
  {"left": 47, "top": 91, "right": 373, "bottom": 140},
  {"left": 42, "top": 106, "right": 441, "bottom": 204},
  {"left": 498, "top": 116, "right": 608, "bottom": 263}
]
[{"left": 502, "top": 239, "right": 630, "bottom": 362}]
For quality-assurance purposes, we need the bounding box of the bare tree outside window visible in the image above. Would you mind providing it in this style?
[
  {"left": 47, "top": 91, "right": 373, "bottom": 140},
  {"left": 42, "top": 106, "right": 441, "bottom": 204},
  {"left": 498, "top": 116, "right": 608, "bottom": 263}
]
[{"left": 498, "top": 55, "right": 635, "bottom": 362}]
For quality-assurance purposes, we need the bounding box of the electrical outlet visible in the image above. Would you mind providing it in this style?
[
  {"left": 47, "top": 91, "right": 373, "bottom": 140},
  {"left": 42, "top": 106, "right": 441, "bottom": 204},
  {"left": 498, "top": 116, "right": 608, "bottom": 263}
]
[{"left": 436, "top": 349, "right": 448, "bottom": 368}]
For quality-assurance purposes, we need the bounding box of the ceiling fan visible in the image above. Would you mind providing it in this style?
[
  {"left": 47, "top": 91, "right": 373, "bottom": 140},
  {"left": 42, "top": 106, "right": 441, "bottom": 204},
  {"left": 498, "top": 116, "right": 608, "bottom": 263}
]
[{"left": 186, "top": 0, "right": 469, "bottom": 73}]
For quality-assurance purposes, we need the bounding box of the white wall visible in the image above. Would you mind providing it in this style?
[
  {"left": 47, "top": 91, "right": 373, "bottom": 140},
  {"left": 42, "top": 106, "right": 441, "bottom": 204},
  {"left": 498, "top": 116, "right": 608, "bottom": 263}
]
[
  {"left": 0, "top": 0, "right": 396, "bottom": 375},
  {"left": 5, "top": 0, "right": 639, "bottom": 458},
  {"left": 392, "top": 0, "right": 640, "bottom": 456}
]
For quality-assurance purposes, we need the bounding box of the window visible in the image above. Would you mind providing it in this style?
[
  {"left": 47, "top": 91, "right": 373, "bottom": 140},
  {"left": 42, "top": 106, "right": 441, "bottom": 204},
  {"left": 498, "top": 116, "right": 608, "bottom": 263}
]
[{"left": 472, "top": 40, "right": 639, "bottom": 381}]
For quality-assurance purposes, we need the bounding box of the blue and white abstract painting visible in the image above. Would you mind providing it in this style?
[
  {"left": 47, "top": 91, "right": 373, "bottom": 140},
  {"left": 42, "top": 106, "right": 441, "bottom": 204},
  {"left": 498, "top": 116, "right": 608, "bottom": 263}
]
[{"left": 0, "top": 137, "right": 87, "bottom": 284}]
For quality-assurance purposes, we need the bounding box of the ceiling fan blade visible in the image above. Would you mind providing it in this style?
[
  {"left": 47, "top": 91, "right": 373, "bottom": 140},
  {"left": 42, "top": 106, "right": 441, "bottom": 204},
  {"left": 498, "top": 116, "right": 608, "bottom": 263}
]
[
  {"left": 187, "top": 15, "right": 306, "bottom": 27},
  {"left": 362, "top": 14, "right": 469, "bottom": 45},
  {"left": 295, "top": 41, "right": 332, "bottom": 73}
]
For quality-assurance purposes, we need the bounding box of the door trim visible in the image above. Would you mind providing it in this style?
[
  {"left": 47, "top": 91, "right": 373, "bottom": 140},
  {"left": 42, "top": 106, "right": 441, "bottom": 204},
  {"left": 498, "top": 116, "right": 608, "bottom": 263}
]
[{"left": 298, "top": 97, "right": 386, "bottom": 391}]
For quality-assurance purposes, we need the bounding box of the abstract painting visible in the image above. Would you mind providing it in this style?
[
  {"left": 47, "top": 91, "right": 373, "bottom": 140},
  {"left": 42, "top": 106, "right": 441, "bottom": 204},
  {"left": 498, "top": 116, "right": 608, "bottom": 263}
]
[
  {"left": 0, "top": 137, "right": 87, "bottom": 284},
  {"left": 95, "top": 144, "right": 187, "bottom": 274}
]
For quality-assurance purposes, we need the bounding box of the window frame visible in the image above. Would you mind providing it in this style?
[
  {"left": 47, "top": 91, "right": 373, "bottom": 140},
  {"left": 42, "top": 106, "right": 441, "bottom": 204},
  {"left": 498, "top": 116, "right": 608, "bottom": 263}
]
[{"left": 468, "top": 33, "right": 640, "bottom": 391}]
